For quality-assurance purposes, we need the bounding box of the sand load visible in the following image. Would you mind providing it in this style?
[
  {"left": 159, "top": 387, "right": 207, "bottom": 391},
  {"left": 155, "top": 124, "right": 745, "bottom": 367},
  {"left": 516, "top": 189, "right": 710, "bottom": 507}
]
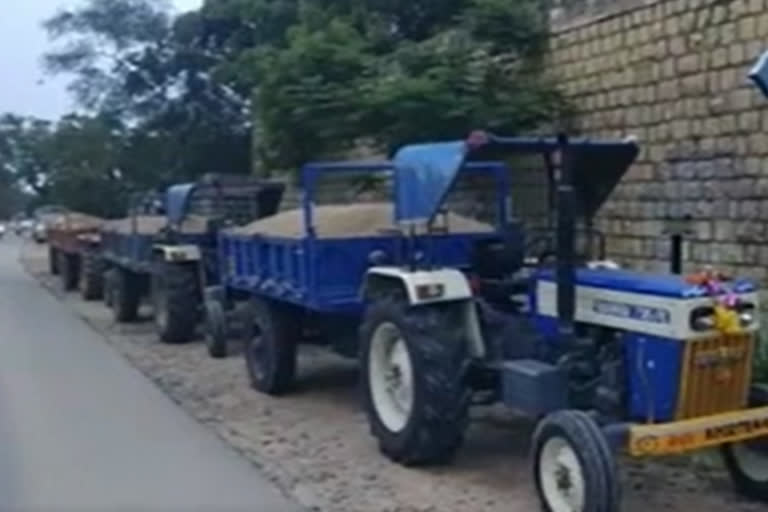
[
  {"left": 229, "top": 203, "right": 493, "bottom": 239},
  {"left": 102, "top": 214, "right": 210, "bottom": 235},
  {"left": 47, "top": 212, "right": 105, "bottom": 231}
]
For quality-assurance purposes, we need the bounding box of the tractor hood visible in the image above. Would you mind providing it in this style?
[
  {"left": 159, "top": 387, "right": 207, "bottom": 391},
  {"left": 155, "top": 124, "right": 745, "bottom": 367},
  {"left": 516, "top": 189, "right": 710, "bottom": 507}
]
[{"left": 393, "top": 133, "right": 639, "bottom": 224}]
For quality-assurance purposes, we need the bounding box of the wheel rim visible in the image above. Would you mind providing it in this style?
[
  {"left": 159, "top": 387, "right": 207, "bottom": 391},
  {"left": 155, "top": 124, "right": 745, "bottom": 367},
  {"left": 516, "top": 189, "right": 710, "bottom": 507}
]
[
  {"left": 539, "top": 437, "right": 586, "bottom": 512},
  {"left": 368, "top": 322, "right": 414, "bottom": 433},
  {"left": 731, "top": 440, "right": 768, "bottom": 482}
]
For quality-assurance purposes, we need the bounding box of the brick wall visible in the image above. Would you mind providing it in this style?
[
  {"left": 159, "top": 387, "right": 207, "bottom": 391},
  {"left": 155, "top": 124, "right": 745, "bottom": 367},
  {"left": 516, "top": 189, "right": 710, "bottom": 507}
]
[{"left": 550, "top": 0, "right": 768, "bottom": 286}]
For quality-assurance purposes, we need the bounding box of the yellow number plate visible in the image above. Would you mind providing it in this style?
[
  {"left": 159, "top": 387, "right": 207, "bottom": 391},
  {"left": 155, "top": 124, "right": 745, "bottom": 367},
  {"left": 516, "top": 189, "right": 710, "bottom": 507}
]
[{"left": 629, "top": 406, "right": 768, "bottom": 456}]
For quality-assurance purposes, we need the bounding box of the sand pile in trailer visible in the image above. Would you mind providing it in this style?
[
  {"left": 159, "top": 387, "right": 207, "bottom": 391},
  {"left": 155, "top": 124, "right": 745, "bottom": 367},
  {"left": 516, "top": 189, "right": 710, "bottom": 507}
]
[
  {"left": 48, "top": 212, "right": 105, "bottom": 231},
  {"left": 103, "top": 214, "right": 209, "bottom": 235},
  {"left": 230, "top": 203, "right": 492, "bottom": 238}
]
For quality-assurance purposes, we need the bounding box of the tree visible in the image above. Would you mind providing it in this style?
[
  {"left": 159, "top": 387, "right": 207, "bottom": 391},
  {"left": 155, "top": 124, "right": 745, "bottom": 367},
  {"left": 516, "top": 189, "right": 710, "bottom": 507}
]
[{"left": 44, "top": 0, "right": 253, "bottom": 183}]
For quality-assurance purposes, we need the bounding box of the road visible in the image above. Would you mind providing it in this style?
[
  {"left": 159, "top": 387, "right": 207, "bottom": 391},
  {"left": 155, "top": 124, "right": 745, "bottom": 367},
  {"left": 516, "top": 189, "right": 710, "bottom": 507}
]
[{"left": 0, "top": 237, "right": 301, "bottom": 512}]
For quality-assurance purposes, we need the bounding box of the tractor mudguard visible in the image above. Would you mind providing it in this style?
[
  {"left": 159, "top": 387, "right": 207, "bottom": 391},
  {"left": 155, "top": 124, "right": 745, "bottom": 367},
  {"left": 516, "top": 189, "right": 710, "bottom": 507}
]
[
  {"left": 153, "top": 244, "right": 201, "bottom": 263},
  {"left": 362, "top": 267, "right": 485, "bottom": 358}
]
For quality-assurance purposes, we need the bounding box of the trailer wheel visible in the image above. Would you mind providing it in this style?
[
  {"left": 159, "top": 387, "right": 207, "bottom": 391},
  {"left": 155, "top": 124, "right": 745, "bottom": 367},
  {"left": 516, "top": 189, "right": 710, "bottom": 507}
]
[
  {"left": 532, "top": 410, "right": 620, "bottom": 512},
  {"left": 204, "top": 299, "right": 228, "bottom": 358},
  {"left": 112, "top": 267, "right": 141, "bottom": 322},
  {"left": 59, "top": 252, "right": 80, "bottom": 291},
  {"left": 79, "top": 251, "right": 105, "bottom": 301},
  {"left": 152, "top": 262, "right": 199, "bottom": 344},
  {"left": 48, "top": 246, "right": 59, "bottom": 275},
  {"left": 243, "top": 299, "right": 298, "bottom": 395},
  {"left": 722, "top": 439, "right": 768, "bottom": 502},
  {"left": 360, "top": 299, "right": 470, "bottom": 465},
  {"left": 103, "top": 268, "right": 116, "bottom": 308}
]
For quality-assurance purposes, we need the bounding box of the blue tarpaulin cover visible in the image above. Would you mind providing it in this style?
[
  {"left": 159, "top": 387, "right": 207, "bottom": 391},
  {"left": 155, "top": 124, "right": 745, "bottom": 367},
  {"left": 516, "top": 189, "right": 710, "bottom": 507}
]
[
  {"left": 165, "top": 183, "right": 196, "bottom": 225},
  {"left": 393, "top": 141, "right": 467, "bottom": 224},
  {"left": 749, "top": 50, "right": 768, "bottom": 98}
]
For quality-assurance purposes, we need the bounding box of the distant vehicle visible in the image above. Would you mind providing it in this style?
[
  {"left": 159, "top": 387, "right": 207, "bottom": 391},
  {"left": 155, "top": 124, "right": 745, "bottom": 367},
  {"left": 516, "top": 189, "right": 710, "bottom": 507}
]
[
  {"left": 32, "top": 221, "right": 47, "bottom": 244},
  {"left": 19, "top": 218, "right": 34, "bottom": 235},
  {"left": 0, "top": 223, "right": 6, "bottom": 238}
]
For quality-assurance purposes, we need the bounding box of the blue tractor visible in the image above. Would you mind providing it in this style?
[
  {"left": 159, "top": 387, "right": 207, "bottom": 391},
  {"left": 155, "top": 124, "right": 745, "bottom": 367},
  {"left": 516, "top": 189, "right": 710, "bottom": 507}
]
[
  {"left": 101, "top": 174, "right": 284, "bottom": 345},
  {"left": 218, "top": 133, "right": 768, "bottom": 511}
]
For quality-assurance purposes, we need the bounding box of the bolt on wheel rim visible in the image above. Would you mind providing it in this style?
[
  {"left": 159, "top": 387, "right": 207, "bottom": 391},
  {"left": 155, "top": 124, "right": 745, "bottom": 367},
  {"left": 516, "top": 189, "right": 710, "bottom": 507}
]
[
  {"left": 539, "top": 437, "right": 586, "bottom": 512},
  {"left": 369, "top": 322, "right": 414, "bottom": 433}
]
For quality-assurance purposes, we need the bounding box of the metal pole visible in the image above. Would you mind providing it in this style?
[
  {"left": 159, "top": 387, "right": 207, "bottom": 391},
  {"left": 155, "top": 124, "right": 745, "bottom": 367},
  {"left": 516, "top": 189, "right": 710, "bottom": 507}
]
[{"left": 556, "top": 134, "right": 576, "bottom": 343}]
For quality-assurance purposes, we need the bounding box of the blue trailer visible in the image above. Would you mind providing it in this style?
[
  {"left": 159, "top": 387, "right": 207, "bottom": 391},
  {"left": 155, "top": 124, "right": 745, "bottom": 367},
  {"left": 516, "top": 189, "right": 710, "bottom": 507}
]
[
  {"left": 218, "top": 133, "right": 768, "bottom": 512},
  {"left": 101, "top": 174, "right": 284, "bottom": 345}
]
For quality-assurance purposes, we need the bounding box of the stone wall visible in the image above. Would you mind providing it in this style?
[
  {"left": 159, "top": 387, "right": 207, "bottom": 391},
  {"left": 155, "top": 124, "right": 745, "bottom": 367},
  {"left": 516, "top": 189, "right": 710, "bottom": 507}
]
[{"left": 550, "top": 0, "right": 768, "bottom": 285}]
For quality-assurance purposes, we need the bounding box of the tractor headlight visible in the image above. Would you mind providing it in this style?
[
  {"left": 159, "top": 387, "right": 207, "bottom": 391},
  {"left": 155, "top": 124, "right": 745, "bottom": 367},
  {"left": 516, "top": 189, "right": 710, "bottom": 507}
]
[
  {"left": 690, "top": 306, "right": 715, "bottom": 331},
  {"left": 740, "top": 311, "right": 755, "bottom": 327}
]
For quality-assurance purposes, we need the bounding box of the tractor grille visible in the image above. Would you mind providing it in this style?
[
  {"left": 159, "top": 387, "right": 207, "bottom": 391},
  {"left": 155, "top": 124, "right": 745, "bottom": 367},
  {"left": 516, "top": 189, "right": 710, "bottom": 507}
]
[{"left": 675, "top": 333, "right": 755, "bottom": 420}]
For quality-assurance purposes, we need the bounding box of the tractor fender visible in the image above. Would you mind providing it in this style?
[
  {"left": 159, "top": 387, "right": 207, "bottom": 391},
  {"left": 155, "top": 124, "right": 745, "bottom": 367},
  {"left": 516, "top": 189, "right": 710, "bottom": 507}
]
[
  {"left": 152, "top": 244, "right": 201, "bottom": 263},
  {"left": 361, "top": 267, "right": 486, "bottom": 358}
]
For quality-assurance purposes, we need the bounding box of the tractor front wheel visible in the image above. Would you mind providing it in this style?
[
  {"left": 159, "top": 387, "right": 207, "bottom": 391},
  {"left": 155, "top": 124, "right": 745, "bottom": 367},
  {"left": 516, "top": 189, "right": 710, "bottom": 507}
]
[
  {"left": 243, "top": 298, "right": 298, "bottom": 395},
  {"left": 532, "top": 410, "right": 620, "bottom": 512},
  {"left": 722, "top": 440, "right": 768, "bottom": 502},
  {"left": 79, "top": 251, "right": 105, "bottom": 301},
  {"left": 360, "top": 299, "right": 470, "bottom": 466},
  {"left": 59, "top": 251, "right": 80, "bottom": 291},
  {"left": 152, "top": 262, "right": 199, "bottom": 344},
  {"left": 204, "top": 299, "right": 228, "bottom": 358},
  {"left": 48, "top": 246, "right": 59, "bottom": 275},
  {"left": 112, "top": 267, "right": 141, "bottom": 322}
]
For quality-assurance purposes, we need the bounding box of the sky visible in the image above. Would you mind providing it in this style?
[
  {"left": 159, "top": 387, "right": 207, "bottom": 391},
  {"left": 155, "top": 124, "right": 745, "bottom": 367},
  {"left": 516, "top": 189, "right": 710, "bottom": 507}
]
[{"left": 0, "top": 0, "right": 203, "bottom": 120}]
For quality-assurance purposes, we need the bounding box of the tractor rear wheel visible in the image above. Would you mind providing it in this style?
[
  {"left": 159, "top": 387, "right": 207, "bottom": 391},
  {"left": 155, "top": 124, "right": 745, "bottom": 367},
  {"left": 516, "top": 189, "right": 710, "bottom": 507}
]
[
  {"left": 48, "top": 246, "right": 59, "bottom": 275},
  {"left": 360, "top": 299, "right": 470, "bottom": 465},
  {"left": 532, "top": 410, "right": 620, "bottom": 512},
  {"left": 243, "top": 298, "right": 298, "bottom": 395},
  {"left": 722, "top": 439, "right": 768, "bottom": 502},
  {"left": 59, "top": 251, "right": 80, "bottom": 291},
  {"left": 112, "top": 267, "right": 141, "bottom": 322},
  {"left": 152, "top": 262, "right": 199, "bottom": 344},
  {"left": 79, "top": 251, "right": 105, "bottom": 301}
]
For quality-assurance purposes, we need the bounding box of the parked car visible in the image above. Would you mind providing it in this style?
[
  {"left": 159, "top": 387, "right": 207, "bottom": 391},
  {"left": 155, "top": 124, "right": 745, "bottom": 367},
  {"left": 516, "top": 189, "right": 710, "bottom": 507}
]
[{"left": 0, "top": 223, "right": 6, "bottom": 239}]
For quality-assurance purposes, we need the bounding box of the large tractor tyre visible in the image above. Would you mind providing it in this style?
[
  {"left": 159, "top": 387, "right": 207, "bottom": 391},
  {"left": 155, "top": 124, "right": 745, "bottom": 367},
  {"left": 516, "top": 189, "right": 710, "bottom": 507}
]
[
  {"left": 243, "top": 298, "right": 299, "bottom": 395},
  {"left": 152, "top": 263, "right": 200, "bottom": 344},
  {"left": 79, "top": 251, "right": 105, "bottom": 301},
  {"left": 204, "top": 299, "right": 229, "bottom": 358},
  {"left": 360, "top": 299, "right": 471, "bottom": 466},
  {"left": 532, "top": 410, "right": 620, "bottom": 512},
  {"left": 722, "top": 438, "right": 768, "bottom": 501},
  {"left": 59, "top": 251, "right": 80, "bottom": 291},
  {"left": 48, "top": 246, "right": 59, "bottom": 275},
  {"left": 112, "top": 267, "right": 141, "bottom": 322}
]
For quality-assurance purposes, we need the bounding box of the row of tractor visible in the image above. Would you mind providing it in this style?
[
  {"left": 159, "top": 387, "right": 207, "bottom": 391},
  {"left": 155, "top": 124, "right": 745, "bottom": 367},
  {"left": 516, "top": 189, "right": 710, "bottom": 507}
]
[{"left": 42, "top": 132, "right": 768, "bottom": 512}]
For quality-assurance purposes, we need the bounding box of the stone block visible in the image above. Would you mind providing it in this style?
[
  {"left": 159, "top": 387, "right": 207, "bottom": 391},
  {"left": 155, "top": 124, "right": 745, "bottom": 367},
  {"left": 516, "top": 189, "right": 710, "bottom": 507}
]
[
  {"left": 729, "top": 43, "right": 746, "bottom": 65},
  {"left": 678, "top": 55, "right": 700, "bottom": 74},
  {"left": 739, "top": 16, "right": 757, "bottom": 40},
  {"left": 739, "top": 112, "right": 761, "bottom": 132},
  {"left": 730, "top": 89, "right": 752, "bottom": 111},
  {"left": 712, "top": 5, "right": 727, "bottom": 24},
  {"left": 693, "top": 221, "right": 712, "bottom": 240},
  {"left": 758, "top": 12, "right": 768, "bottom": 36},
  {"left": 722, "top": 22, "right": 737, "bottom": 46},
  {"left": 669, "top": 36, "right": 686, "bottom": 56},
  {"left": 749, "top": 0, "right": 765, "bottom": 15},
  {"left": 714, "top": 221, "right": 734, "bottom": 241},
  {"left": 700, "top": 179, "right": 719, "bottom": 199},
  {"left": 730, "top": 0, "right": 747, "bottom": 19}
]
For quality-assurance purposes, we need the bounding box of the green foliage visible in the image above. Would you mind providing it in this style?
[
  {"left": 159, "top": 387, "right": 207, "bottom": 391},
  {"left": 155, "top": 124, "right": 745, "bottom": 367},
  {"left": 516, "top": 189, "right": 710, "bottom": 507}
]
[
  {"left": 1, "top": 0, "right": 566, "bottom": 212},
  {"left": 243, "top": 0, "right": 567, "bottom": 168}
]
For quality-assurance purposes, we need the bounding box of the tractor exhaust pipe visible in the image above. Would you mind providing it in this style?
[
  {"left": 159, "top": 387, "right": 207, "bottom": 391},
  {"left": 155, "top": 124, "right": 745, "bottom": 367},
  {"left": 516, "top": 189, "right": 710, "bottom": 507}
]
[{"left": 556, "top": 134, "right": 576, "bottom": 343}]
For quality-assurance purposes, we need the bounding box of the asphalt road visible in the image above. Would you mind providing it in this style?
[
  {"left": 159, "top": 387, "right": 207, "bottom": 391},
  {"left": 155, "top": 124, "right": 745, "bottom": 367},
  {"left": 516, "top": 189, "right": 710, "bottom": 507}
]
[{"left": 0, "top": 237, "right": 301, "bottom": 512}]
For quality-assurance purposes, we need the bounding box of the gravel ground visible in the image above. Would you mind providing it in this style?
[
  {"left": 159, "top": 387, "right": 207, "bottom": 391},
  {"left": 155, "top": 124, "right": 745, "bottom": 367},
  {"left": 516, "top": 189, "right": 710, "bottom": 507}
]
[{"left": 20, "top": 241, "right": 767, "bottom": 512}]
